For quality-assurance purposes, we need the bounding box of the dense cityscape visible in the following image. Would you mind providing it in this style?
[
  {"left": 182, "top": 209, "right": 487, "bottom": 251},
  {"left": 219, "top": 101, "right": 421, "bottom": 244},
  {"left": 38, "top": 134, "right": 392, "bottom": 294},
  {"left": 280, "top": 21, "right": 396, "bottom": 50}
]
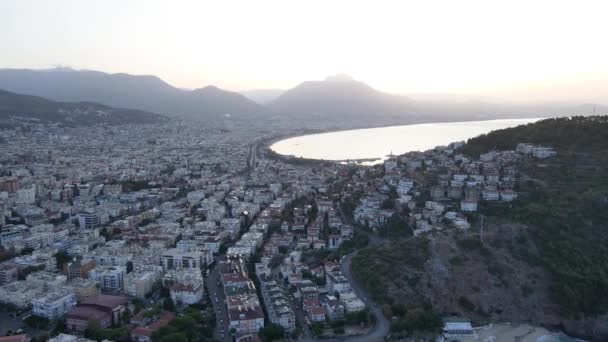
[
  {"left": 0, "top": 111, "right": 565, "bottom": 342},
  {"left": 2, "top": 2, "right": 608, "bottom": 341}
]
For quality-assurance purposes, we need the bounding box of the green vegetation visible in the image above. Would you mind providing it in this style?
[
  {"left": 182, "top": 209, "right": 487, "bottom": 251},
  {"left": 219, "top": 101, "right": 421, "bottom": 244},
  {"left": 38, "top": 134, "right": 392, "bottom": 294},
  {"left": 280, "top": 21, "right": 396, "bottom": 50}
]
[
  {"left": 258, "top": 323, "right": 285, "bottom": 342},
  {"left": 352, "top": 237, "right": 429, "bottom": 304},
  {"left": 85, "top": 325, "right": 129, "bottom": 341},
  {"left": 54, "top": 251, "right": 71, "bottom": 268},
  {"left": 334, "top": 231, "right": 369, "bottom": 257},
  {"left": 458, "top": 296, "right": 476, "bottom": 312},
  {"left": 310, "top": 322, "right": 324, "bottom": 337},
  {"left": 389, "top": 303, "right": 443, "bottom": 337},
  {"left": 379, "top": 214, "right": 413, "bottom": 240},
  {"left": 463, "top": 116, "right": 608, "bottom": 317},
  {"left": 151, "top": 306, "right": 215, "bottom": 342},
  {"left": 18, "top": 264, "right": 45, "bottom": 280},
  {"left": 24, "top": 315, "right": 49, "bottom": 330},
  {"left": 461, "top": 116, "right": 608, "bottom": 157},
  {"left": 344, "top": 308, "right": 374, "bottom": 326},
  {"left": 19, "top": 247, "right": 34, "bottom": 255},
  {"left": 162, "top": 297, "right": 176, "bottom": 312}
]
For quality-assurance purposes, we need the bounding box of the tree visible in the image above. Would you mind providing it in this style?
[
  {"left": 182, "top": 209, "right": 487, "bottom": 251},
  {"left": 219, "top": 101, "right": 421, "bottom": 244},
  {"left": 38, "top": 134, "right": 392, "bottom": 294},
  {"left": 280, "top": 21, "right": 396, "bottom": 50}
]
[
  {"left": 54, "top": 251, "right": 71, "bottom": 268},
  {"left": 381, "top": 214, "right": 413, "bottom": 239},
  {"left": 159, "top": 286, "right": 170, "bottom": 298},
  {"left": 19, "top": 247, "right": 34, "bottom": 256},
  {"left": 160, "top": 332, "right": 188, "bottom": 342},
  {"left": 310, "top": 322, "right": 324, "bottom": 337},
  {"left": 258, "top": 323, "right": 285, "bottom": 342},
  {"left": 53, "top": 319, "right": 67, "bottom": 335},
  {"left": 163, "top": 297, "right": 176, "bottom": 312},
  {"left": 24, "top": 315, "right": 49, "bottom": 330},
  {"left": 126, "top": 261, "right": 133, "bottom": 273},
  {"left": 122, "top": 308, "right": 132, "bottom": 323}
]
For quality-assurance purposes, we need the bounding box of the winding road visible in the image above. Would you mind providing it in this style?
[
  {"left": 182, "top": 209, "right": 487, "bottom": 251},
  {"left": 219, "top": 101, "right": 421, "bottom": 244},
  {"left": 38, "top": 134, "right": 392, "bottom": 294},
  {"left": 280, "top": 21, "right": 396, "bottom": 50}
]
[{"left": 301, "top": 224, "right": 390, "bottom": 342}]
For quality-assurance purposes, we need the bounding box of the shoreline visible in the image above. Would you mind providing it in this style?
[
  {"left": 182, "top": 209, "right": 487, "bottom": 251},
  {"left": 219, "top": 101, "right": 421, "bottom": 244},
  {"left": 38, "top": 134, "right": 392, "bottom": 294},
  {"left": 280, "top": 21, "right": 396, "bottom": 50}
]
[{"left": 266, "top": 116, "right": 543, "bottom": 164}]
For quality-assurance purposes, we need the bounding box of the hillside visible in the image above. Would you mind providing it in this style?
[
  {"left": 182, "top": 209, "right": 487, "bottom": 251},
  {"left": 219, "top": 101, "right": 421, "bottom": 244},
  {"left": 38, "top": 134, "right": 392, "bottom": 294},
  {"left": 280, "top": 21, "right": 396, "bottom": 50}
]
[
  {"left": 0, "top": 68, "right": 265, "bottom": 119},
  {"left": 0, "top": 89, "right": 168, "bottom": 125},
  {"left": 352, "top": 116, "right": 608, "bottom": 340}
]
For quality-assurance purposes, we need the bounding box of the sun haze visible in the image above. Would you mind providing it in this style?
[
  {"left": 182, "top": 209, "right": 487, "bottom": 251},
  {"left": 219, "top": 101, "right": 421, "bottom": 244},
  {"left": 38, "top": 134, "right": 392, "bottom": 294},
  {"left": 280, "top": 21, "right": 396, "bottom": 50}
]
[{"left": 1, "top": 0, "right": 607, "bottom": 103}]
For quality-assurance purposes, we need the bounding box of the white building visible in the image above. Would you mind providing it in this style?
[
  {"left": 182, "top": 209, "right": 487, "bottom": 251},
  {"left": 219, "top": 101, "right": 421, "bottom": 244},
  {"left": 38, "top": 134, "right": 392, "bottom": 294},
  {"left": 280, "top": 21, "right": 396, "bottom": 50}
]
[
  {"left": 16, "top": 186, "right": 36, "bottom": 204},
  {"left": 161, "top": 249, "right": 204, "bottom": 271},
  {"left": 89, "top": 266, "right": 126, "bottom": 292},
  {"left": 125, "top": 268, "right": 162, "bottom": 299},
  {"left": 170, "top": 282, "right": 204, "bottom": 305},
  {"left": 165, "top": 269, "right": 204, "bottom": 305},
  {"left": 326, "top": 272, "right": 351, "bottom": 294},
  {"left": 32, "top": 288, "right": 77, "bottom": 320},
  {"left": 500, "top": 190, "right": 518, "bottom": 202},
  {"left": 460, "top": 200, "right": 478, "bottom": 212}
]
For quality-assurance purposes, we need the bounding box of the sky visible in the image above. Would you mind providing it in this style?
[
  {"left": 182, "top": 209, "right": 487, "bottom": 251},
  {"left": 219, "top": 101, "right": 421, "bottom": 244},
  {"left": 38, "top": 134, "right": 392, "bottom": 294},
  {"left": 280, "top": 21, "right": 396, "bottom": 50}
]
[{"left": 1, "top": 0, "right": 607, "bottom": 103}]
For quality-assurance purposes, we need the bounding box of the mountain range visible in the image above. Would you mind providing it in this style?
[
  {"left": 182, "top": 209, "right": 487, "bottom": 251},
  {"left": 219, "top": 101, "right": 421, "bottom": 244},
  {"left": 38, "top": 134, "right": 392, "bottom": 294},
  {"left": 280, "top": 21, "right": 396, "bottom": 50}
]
[
  {"left": 0, "top": 68, "right": 605, "bottom": 125},
  {"left": 0, "top": 68, "right": 264, "bottom": 119},
  {"left": 0, "top": 89, "right": 167, "bottom": 125}
]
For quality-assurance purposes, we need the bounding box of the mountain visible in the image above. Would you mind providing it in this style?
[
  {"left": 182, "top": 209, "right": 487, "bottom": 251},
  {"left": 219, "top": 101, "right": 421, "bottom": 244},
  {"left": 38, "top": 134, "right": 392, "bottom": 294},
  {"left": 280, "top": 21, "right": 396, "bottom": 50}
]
[
  {"left": 269, "top": 75, "right": 607, "bottom": 126},
  {"left": 240, "top": 89, "right": 284, "bottom": 104},
  {"left": 0, "top": 68, "right": 265, "bottom": 119},
  {"left": 268, "top": 75, "right": 422, "bottom": 122},
  {"left": 0, "top": 89, "right": 168, "bottom": 125}
]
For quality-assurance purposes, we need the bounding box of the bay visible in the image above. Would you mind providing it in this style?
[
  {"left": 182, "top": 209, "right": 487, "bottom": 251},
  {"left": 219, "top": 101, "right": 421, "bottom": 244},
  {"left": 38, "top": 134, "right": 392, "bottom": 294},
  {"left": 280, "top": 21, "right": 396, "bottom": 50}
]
[{"left": 271, "top": 118, "right": 542, "bottom": 164}]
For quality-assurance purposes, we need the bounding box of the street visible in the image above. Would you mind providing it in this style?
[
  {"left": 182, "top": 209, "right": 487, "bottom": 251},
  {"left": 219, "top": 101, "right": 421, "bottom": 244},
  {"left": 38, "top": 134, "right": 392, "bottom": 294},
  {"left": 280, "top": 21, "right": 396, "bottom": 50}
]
[{"left": 206, "top": 259, "right": 231, "bottom": 342}]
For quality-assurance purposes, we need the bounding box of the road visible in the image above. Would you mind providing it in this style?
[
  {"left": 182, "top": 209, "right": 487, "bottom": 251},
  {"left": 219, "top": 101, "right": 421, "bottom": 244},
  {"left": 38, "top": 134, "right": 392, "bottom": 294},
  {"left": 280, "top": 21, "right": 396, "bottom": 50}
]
[
  {"left": 337, "top": 248, "right": 389, "bottom": 342},
  {"left": 299, "top": 227, "right": 390, "bottom": 342},
  {"left": 206, "top": 259, "right": 231, "bottom": 342}
]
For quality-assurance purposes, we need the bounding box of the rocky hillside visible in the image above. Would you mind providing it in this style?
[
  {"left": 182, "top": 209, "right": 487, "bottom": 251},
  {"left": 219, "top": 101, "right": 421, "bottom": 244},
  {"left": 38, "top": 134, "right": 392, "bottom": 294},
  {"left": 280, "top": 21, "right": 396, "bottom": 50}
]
[{"left": 352, "top": 116, "right": 608, "bottom": 340}]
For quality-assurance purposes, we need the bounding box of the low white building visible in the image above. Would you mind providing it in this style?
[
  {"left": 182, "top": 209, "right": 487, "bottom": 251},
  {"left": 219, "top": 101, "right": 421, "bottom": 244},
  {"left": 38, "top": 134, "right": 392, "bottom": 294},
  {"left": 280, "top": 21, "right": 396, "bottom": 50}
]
[
  {"left": 167, "top": 269, "right": 204, "bottom": 305},
  {"left": 161, "top": 249, "right": 204, "bottom": 271},
  {"left": 32, "top": 288, "right": 77, "bottom": 320},
  {"left": 460, "top": 200, "right": 478, "bottom": 212},
  {"left": 500, "top": 190, "right": 518, "bottom": 202},
  {"left": 170, "top": 282, "right": 204, "bottom": 305}
]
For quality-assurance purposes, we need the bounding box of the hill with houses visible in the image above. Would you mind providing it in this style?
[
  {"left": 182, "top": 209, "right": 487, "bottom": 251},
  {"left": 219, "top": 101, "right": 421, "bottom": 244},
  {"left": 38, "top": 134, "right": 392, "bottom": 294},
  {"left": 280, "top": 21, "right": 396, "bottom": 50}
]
[{"left": 349, "top": 116, "right": 608, "bottom": 341}]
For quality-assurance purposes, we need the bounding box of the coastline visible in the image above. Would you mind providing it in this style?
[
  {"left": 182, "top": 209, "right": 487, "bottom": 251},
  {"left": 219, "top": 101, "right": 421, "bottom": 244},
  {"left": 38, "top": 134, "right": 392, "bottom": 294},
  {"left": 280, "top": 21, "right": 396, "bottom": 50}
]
[{"left": 266, "top": 117, "right": 543, "bottom": 164}]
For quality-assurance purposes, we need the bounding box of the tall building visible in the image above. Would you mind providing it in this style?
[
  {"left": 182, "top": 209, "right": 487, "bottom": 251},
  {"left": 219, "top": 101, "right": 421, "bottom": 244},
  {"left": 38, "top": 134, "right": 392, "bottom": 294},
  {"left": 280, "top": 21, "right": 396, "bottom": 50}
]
[
  {"left": 64, "top": 259, "right": 96, "bottom": 280},
  {"left": 89, "top": 266, "right": 126, "bottom": 292},
  {"left": 78, "top": 209, "right": 100, "bottom": 229},
  {"left": 0, "top": 177, "right": 19, "bottom": 193}
]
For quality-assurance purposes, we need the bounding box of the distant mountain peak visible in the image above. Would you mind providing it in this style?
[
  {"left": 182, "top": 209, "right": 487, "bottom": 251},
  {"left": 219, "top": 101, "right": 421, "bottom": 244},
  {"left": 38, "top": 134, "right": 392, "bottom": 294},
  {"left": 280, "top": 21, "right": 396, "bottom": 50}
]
[
  {"left": 324, "top": 74, "right": 355, "bottom": 82},
  {"left": 194, "top": 85, "right": 223, "bottom": 93},
  {"left": 47, "top": 66, "right": 76, "bottom": 72}
]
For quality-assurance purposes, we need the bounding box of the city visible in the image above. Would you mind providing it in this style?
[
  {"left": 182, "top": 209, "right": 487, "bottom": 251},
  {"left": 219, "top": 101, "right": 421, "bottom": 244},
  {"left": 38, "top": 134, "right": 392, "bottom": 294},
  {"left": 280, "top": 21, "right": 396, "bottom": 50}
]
[{"left": 1, "top": 1, "right": 608, "bottom": 341}]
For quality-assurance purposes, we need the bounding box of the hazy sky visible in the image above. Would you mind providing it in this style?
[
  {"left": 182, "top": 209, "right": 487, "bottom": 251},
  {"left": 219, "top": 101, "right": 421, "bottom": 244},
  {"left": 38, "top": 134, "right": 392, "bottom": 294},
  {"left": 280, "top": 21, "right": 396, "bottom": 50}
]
[{"left": 1, "top": 0, "right": 607, "bottom": 101}]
